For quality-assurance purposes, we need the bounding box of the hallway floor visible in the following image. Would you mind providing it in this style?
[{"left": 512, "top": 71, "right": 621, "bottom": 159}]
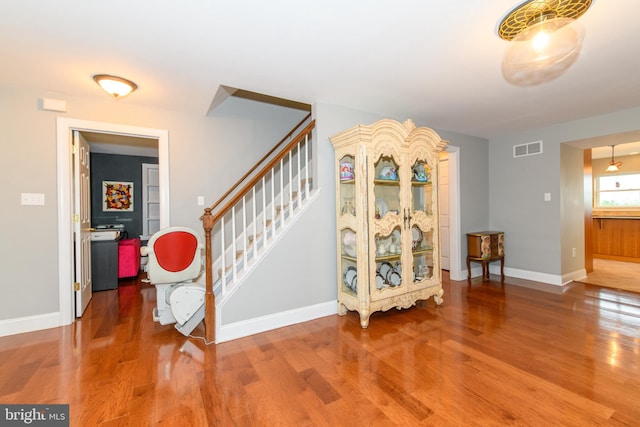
[{"left": 578, "top": 258, "right": 640, "bottom": 293}]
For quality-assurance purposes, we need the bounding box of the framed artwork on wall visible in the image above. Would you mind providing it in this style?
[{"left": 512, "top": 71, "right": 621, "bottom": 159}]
[{"left": 103, "top": 181, "right": 134, "bottom": 212}]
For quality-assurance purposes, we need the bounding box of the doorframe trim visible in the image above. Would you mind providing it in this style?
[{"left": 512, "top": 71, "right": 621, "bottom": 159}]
[
  {"left": 56, "top": 118, "right": 170, "bottom": 326},
  {"left": 445, "top": 145, "right": 463, "bottom": 280}
]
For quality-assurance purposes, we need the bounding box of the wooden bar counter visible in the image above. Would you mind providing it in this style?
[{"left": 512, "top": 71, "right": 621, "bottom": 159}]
[{"left": 592, "top": 213, "right": 640, "bottom": 262}]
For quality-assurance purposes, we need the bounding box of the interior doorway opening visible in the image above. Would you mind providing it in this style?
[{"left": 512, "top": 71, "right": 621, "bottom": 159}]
[
  {"left": 80, "top": 131, "right": 160, "bottom": 313},
  {"left": 57, "top": 118, "right": 170, "bottom": 324}
]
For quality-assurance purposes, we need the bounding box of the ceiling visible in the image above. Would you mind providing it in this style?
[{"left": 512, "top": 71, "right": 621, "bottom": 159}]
[
  {"left": 591, "top": 141, "right": 640, "bottom": 160},
  {"left": 1, "top": 0, "right": 639, "bottom": 142},
  {"left": 81, "top": 132, "right": 159, "bottom": 157}
]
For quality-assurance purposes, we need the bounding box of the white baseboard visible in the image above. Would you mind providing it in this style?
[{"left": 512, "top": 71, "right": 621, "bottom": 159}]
[
  {"left": 217, "top": 300, "right": 338, "bottom": 343},
  {"left": 0, "top": 312, "right": 61, "bottom": 337},
  {"left": 464, "top": 264, "right": 570, "bottom": 288},
  {"left": 502, "top": 266, "right": 565, "bottom": 286},
  {"left": 562, "top": 268, "right": 587, "bottom": 285}
]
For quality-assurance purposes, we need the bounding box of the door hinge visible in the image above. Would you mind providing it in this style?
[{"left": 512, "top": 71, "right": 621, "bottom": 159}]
[
  {"left": 72, "top": 144, "right": 79, "bottom": 155},
  {"left": 73, "top": 214, "right": 80, "bottom": 223},
  {"left": 73, "top": 282, "right": 80, "bottom": 291}
]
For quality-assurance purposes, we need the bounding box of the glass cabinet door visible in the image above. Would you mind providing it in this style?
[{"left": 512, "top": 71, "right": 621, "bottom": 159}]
[
  {"left": 409, "top": 156, "right": 435, "bottom": 284},
  {"left": 411, "top": 159, "right": 433, "bottom": 216},
  {"left": 371, "top": 154, "right": 405, "bottom": 299},
  {"left": 374, "top": 226, "right": 403, "bottom": 290},
  {"left": 373, "top": 155, "right": 401, "bottom": 220},
  {"left": 338, "top": 154, "right": 358, "bottom": 298},
  {"left": 412, "top": 226, "right": 434, "bottom": 281},
  {"left": 339, "top": 155, "right": 356, "bottom": 218},
  {"left": 340, "top": 228, "right": 358, "bottom": 295}
]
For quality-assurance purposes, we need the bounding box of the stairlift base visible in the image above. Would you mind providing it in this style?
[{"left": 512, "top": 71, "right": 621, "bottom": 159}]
[
  {"left": 151, "top": 282, "right": 206, "bottom": 335},
  {"left": 152, "top": 306, "right": 177, "bottom": 325},
  {"left": 152, "top": 283, "right": 178, "bottom": 325},
  {"left": 175, "top": 302, "right": 205, "bottom": 336}
]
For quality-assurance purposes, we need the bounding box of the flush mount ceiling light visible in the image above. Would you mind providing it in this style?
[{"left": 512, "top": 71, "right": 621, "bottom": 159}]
[
  {"left": 606, "top": 145, "right": 622, "bottom": 172},
  {"left": 498, "top": 0, "right": 592, "bottom": 86},
  {"left": 93, "top": 74, "right": 138, "bottom": 99}
]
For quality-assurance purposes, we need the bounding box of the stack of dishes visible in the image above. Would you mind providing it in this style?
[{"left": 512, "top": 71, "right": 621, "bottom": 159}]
[
  {"left": 376, "top": 261, "right": 402, "bottom": 288},
  {"left": 343, "top": 266, "right": 357, "bottom": 292}
]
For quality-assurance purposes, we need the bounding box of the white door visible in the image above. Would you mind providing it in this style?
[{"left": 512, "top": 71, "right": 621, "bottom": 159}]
[
  {"left": 74, "top": 131, "right": 92, "bottom": 316},
  {"left": 141, "top": 163, "right": 160, "bottom": 240},
  {"left": 439, "top": 153, "right": 450, "bottom": 270}
]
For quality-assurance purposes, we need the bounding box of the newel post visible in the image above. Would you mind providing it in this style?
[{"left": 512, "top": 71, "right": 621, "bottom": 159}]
[{"left": 202, "top": 207, "right": 215, "bottom": 343}]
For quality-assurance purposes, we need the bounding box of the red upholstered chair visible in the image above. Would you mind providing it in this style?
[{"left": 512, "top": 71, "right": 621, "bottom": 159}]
[
  {"left": 140, "top": 227, "right": 205, "bottom": 336},
  {"left": 118, "top": 238, "right": 141, "bottom": 278}
]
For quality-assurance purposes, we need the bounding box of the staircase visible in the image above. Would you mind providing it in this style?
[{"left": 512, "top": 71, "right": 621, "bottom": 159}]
[{"left": 201, "top": 115, "right": 316, "bottom": 342}]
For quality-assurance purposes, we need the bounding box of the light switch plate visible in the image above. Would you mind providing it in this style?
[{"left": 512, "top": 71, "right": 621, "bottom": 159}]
[
  {"left": 21, "top": 193, "right": 45, "bottom": 205},
  {"left": 544, "top": 193, "right": 551, "bottom": 202}
]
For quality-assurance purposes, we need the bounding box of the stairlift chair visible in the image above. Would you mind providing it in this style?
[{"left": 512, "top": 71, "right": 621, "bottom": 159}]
[{"left": 141, "top": 227, "right": 206, "bottom": 336}]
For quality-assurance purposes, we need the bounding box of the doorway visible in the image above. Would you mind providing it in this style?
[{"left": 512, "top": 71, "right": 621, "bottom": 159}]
[
  {"left": 582, "top": 141, "right": 640, "bottom": 292},
  {"left": 442, "top": 145, "right": 462, "bottom": 280},
  {"left": 56, "top": 118, "right": 170, "bottom": 325}
]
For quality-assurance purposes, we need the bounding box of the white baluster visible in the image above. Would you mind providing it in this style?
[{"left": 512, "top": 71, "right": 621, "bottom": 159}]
[
  {"left": 263, "top": 176, "right": 268, "bottom": 249},
  {"left": 304, "top": 134, "right": 310, "bottom": 195},
  {"left": 220, "top": 216, "right": 226, "bottom": 295},
  {"left": 242, "top": 196, "right": 247, "bottom": 270},
  {"left": 231, "top": 205, "right": 237, "bottom": 282},
  {"left": 252, "top": 186, "right": 257, "bottom": 258},
  {"left": 296, "top": 141, "right": 301, "bottom": 207},
  {"left": 288, "top": 150, "right": 294, "bottom": 219},
  {"left": 271, "top": 169, "right": 276, "bottom": 238},
  {"left": 280, "top": 158, "right": 284, "bottom": 223}
]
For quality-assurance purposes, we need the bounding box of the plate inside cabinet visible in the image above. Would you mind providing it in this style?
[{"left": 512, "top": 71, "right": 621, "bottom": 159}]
[
  {"left": 343, "top": 267, "right": 357, "bottom": 290},
  {"left": 378, "top": 261, "right": 393, "bottom": 281},
  {"left": 388, "top": 271, "right": 402, "bottom": 287}
]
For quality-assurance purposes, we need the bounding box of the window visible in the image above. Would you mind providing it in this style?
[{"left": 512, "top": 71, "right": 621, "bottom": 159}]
[{"left": 595, "top": 173, "right": 640, "bottom": 207}]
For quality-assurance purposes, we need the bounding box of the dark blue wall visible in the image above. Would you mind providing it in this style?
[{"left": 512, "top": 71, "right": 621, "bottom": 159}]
[{"left": 90, "top": 153, "right": 158, "bottom": 239}]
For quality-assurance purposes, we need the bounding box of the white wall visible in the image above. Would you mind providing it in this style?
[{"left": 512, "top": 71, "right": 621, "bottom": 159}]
[
  {"left": 220, "top": 103, "right": 387, "bottom": 325},
  {"left": 560, "top": 143, "right": 586, "bottom": 282},
  {"left": 0, "top": 84, "right": 306, "bottom": 327},
  {"left": 220, "top": 104, "right": 494, "bottom": 328},
  {"left": 9, "top": 80, "right": 633, "bottom": 335},
  {"left": 489, "top": 106, "right": 640, "bottom": 284},
  {"left": 432, "top": 128, "right": 490, "bottom": 264}
]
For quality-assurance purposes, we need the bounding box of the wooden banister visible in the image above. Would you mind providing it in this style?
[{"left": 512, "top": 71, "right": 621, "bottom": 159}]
[
  {"left": 200, "top": 117, "right": 315, "bottom": 343},
  {"left": 202, "top": 207, "right": 215, "bottom": 343}
]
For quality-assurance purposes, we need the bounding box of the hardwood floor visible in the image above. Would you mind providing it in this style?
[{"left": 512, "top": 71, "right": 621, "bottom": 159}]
[
  {"left": 1, "top": 273, "right": 640, "bottom": 425},
  {"left": 577, "top": 258, "right": 640, "bottom": 293}
]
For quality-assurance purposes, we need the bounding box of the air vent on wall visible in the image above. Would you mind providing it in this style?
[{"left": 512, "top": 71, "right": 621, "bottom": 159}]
[{"left": 513, "top": 140, "right": 543, "bottom": 158}]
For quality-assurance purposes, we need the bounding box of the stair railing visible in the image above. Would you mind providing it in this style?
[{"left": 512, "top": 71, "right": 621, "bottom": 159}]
[{"left": 201, "top": 115, "right": 315, "bottom": 342}]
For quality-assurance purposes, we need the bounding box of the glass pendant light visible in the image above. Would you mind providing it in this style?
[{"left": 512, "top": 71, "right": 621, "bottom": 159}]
[
  {"left": 502, "top": 16, "right": 584, "bottom": 85},
  {"left": 606, "top": 145, "right": 621, "bottom": 172},
  {"left": 498, "top": 0, "right": 592, "bottom": 86}
]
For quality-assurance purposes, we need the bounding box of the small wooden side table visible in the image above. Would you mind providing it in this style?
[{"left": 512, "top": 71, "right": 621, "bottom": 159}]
[{"left": 467, "top": 231, "right": 505, "bottom": 281}]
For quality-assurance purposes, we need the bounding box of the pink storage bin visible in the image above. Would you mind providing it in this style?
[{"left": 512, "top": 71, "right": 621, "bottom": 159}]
[{"left": 118, "top": 238, "right": 141, "bottom": 278}]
